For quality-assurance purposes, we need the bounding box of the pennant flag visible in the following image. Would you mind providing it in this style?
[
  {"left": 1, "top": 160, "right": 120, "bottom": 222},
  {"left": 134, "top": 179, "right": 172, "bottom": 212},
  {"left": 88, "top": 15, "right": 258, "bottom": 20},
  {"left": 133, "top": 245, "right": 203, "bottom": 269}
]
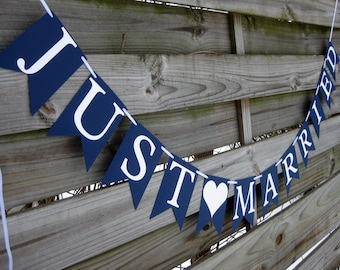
[
  {"left": 324, "top": 41, "right": 339, "bottom": 80},
  {"left": 318, "top": 68, "right": 335, "bottom": 108},
  {"left": 309, "top": 94, "right": 326, "bottom": 137},
  {"left": 48, "top": 75, "right": 125, "bottom": 170},
  {"left": 0, "top": 12, "right": 84, "bottom": 114},
  {"left": 196, "top": 175, "right": 229, "bottom": 234},
  {"left": 232, "top": 177, "right": 256, "bottom": 232},
  {"left": 296, "top": 122, "right": 315, "bottom": 167},
  {"left": 281, "top": 144, "right": 300, "bottom": 195},
  {"left": 101, "top": 123, "right": 163, "bottom": 209},
  {"left": 150, "top": 155, "right": 198, "bottom": 229},
  {"left": 259, "top": 165, "right": 279, "bottom": 217}
]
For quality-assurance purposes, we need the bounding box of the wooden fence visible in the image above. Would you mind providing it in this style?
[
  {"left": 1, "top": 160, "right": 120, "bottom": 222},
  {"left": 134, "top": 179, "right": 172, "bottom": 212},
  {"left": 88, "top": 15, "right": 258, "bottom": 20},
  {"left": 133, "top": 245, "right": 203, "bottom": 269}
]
[{"left": 0, "top": 0, "right": 339, "bottom": 269}]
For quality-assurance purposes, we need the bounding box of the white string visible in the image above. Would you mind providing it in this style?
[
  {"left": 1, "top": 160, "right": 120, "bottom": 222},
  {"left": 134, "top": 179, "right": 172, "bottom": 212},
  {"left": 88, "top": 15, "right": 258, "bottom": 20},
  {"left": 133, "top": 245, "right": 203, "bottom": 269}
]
[
  {"left": 227, "top": 180, "right": 238, "bottom": 185},
  {"left": 253, "top": 174, "right": 262, "bottom": 180},
  {"left": 0, "top": 169, "right": 13, "bottom": 270},
  {"left": 329, "top": 0, "right": 339, "bottom": 42},
  {"left": 275, "top": 158, "right": 282, "bottom": 167},
  {"left": 40, "top": 0, "right": 53, "bottom": 18},
  {"left": 196, "top": 170, "right": 208, "bottom": 179},
  {"left": 122, "top": 108, "right": 137, "bottom": 126},
  {"left": 161, "top": 146, "right": 174, "bottom": 159},
  {"left": 81, "top": 56, "right": 97, "bottom": 79}
]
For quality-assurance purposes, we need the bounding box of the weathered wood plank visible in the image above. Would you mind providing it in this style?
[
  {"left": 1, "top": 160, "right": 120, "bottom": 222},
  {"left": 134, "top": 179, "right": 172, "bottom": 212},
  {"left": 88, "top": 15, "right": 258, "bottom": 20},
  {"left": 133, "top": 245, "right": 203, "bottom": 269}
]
[
  {"left": 169, "top": 0, "right": 340, "bottom": 28},
  {"left": 251, "top": 89, "right": 340, "bottom": 137},
  {"left": 296, "top": 226, "right": 340, "bottom": 270},
  {"left": 0, "top": 0, "right": 231, "bottom": 54},
  {"left": 190, "top": 173, "right": 340, "bottom": 270},
  {"left": 0, "top": 117, "right": 338, "bottom": 269},
  {"left": 0, "top": 54, "right": 329, "bottom": 136},
  {"left": 2, "top": 0, "right": 339, "bottom": 56},
  {"left": 241, "top": 15, "right": 340, "bottom": 55},
  {"left": 64, "top": 144, "right": 340, "bottom": 270}
]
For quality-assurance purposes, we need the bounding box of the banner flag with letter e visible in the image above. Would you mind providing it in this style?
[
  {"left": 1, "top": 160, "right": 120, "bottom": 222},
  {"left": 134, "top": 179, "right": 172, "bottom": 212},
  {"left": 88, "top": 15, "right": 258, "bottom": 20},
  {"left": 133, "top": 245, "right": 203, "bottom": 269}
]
[
  {"left": 0, "top": 12, "right": 84, "bottom": 114},
  {"left": 48, "top": 75, "right": 126, "bottom": 170},
  {"left": 101, "top": 123, "right": 163, "bottom": 209},
  {"left": 150, "top": 155, "right": 198, "bottom": 229},
  {"left": 196, "top": 175, "right": 229, "bottom": 235}
]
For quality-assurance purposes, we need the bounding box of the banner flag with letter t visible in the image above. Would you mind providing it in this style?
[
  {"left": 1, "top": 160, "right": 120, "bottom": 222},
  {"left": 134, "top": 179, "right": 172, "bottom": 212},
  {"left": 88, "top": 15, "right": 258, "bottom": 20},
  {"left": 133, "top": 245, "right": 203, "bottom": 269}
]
[
  {"left": 150, "top": 155, "right": 198, "bottom": 229},
  {"left": 101, "top": 123, "right": 163, "bottom": 209},
  {"left": 48, "top": 75, "right": 126, "bottom": 170},
  {"left": 0, "top": 12, "right": 84, "bottom": 114}
]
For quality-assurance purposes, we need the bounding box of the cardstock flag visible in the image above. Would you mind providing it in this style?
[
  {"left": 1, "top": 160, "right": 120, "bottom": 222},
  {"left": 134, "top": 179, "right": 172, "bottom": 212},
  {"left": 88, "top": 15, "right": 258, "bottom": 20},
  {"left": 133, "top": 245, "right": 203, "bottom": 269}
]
[
  {"left": 150, "top": 155, "right": 198, "bottom": 229},
  {"left": 101, "top": 123, "right": 163, "bottom": 209},
  {"left": 48, "top": 75, "right": 126, "bottom": 170},
  {"left": 309, "top": 94, "right": 326, "bottom": 137},
  {"left": 232, "top": 177, "right": 257, "bottom": 232},
  {"left": 318, "top": 67, "right": 336, "bottom": 108},
  {"left": 296, "top": 122, "right": 315, "bottom": 167},
  {"left": 281, "top": 144, "right": 300, "bottom": 195},
  {"left": 0, "top": 12, "right": 84, "bottom": 114},
  {"left": 324, "top": 42, "right": 339, "bottom": 80},
  {"left": 196, "top": 175, "right": 229, "bottom": 234},
  {"left": 259, "top": 165, "right": 279, "bottom": 217}
]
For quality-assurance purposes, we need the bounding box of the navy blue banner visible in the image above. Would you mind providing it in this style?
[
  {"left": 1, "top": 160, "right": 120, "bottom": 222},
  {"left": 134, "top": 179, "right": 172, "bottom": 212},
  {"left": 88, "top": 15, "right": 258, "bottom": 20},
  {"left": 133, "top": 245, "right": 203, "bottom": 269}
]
[
  {"left": 281, "top": 144, "right": 300, "bottom": 195},
  {"left": 324, "top": 42, "right": 339, "bottom": 80},
  {"left": 150, "top": 155, "right": 198, "bottom": 229},
  {"left": 309, "top": 94, "right": 326, "bottom": 138},
  {"left": 0, "top": 12, "right": 84, "bottom": 114},
  {"left": 196, "top": 175, "right": 229, "bottom": 234},
  {"left": 232, "top": 177, "right": 257, "bottom": 232},
  {"left": 259, "top": 165, "right": 279, "bottom": 217},
  {"left": 318, "top": 68, "right": 335, "bottom": 108},
  {"left": 48, "top": 75, "right": 125, "bottom": 170},
  {"left": 101, "top": 123, "right": 163, "bottom": 209},
  {"left": 296, "top": 122, "right": 315, "bottom": 167}
]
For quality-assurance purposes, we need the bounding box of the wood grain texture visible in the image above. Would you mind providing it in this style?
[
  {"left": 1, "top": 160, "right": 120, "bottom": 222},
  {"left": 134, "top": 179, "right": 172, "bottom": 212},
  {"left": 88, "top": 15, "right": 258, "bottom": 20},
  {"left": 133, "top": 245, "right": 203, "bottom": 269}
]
[
  {"left": 63, "top": 145, "right": 340, "bottom": 270},
  {"left": 2, "top": 0, "right": 340, "bottom": 56},
  {"left": 0, "top": 117, "right": 338, "bottom": 269},
  {"left": 296, "top": 226, "right": 340, "bottom": 270},
  {"left": 0, "top": 54, "right": 329, "bottom": 136},
  {"left": 190, "top": 173, "right": 340, "bottom": 270},
  {"left": 0, "top": 0, "right": 231, "bottom": 54},
  {"left": 169, "top": 0, "right": 340, "bottom": 27}
]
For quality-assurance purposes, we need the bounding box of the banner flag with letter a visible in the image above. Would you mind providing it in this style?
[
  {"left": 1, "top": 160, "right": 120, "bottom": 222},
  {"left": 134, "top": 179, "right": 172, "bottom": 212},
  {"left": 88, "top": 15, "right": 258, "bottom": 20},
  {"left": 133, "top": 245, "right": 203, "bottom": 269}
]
[
  {"left": 150, "top": 155, "right": 198, "bottom": 229},
  {"left": 48, "top": 75, "right": 126, "bottom": 170},
  {"left": 0, "top": 12, "right": 84, "bottom": 114},
  {"left": 259, "top": 164, "right": 279, "bottom": 217},
  {"left": 101, "top": 123, "right": 163, "bottom": 209},
  {"left": 196, "top": 175, "right": 229, "bottom": 235}
]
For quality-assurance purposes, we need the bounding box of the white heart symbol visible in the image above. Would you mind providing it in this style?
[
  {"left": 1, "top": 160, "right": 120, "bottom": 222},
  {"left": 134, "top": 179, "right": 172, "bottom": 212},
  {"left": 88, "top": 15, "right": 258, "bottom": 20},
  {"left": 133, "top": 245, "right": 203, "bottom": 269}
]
[{"left": 203, "top": 180, "right": 228, "bottom": 218}]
